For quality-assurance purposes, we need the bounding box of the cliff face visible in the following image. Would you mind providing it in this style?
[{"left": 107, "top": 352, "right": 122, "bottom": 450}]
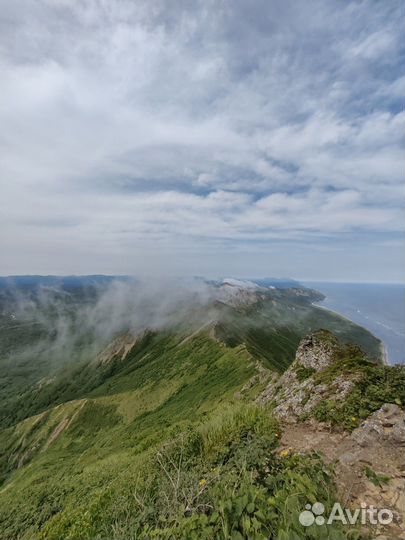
[{"left": 257, "top": 329, "right": 360, "bottom": 421}]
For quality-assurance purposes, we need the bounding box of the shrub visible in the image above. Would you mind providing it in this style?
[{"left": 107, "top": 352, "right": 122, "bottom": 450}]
[{"left": 311, "top": 360, "right": 404, "bottom": 429}]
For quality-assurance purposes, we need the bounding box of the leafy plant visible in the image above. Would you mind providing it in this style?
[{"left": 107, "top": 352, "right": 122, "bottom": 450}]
[
  {"left": 364, "top": 466, "right": 391, "bottom": 487},
  {"left": 294, "top": 364, "right": 316, "bottom": 382}
]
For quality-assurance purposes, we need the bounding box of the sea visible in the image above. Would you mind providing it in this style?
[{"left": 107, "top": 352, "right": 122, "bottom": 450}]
[{"left": 303, "top": 282, "right": 404, "bottom": 365}]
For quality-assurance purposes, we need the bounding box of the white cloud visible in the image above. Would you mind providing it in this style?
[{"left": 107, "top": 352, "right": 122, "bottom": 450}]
[{"left": 0, "top": 0, "right": 403, "bottom": 280}]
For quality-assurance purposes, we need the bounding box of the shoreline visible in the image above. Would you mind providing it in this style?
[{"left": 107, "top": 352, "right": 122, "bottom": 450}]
[{"left": 312, "top": 301, "right": 388, "bottom": 365}]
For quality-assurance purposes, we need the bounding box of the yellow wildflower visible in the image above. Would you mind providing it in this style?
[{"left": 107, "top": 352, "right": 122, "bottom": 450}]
[{"left": 199, "top": 478, "right": 207, "bottom": 489}]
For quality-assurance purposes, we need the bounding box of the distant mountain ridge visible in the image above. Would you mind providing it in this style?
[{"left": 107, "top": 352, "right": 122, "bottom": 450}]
[
  {"left": 0, "top": 274, "right": 131, "bottom": 291},
  {"left": 0, "top": 277, "right": 382, "bottom": 430},
  {"left": 0, "top": 275, "right": 301, "bottom": 291}
]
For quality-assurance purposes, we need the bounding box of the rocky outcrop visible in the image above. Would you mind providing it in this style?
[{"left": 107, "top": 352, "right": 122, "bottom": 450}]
[
  {"left": 256, "top": 329, "right": 405, "bottom": 538},
  {"left": 295, "top": 330, "right": 340, "bottom": 370},
  {"left": 351, "top": 403, "right": 405, "bottom": 448},
  {"left": 216, "top": 280, "right": 264, "bottom": 307},
  {"left": 256, "top": 329, "right": 358, "bottom": 421},
  {"left": 95, "top": 331, "right": 146, "bottom": 365}
]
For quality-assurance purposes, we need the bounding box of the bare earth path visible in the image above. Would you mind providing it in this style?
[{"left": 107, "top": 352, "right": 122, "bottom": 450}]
[{"left": 279, "top": 406, "right": 405, "bottom": 539}]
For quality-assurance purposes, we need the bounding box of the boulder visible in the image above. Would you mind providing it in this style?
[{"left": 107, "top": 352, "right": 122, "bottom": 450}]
[
  {"left": 295, "top": 330, "right": 339, "bottom": 371},
  {"left": 351, "top": 404, "right": 405, "bottom": 447}
]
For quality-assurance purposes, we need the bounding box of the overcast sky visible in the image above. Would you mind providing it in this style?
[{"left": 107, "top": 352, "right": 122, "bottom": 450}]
[{"left": 0, "top": 0, "right": 403, "bottom": 282}]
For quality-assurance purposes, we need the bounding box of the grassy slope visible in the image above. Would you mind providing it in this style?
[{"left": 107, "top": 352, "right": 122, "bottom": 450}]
[
  {"left": 0, "top": 291, "right": 383, "bottom": 540},
  {"left": 213, "top": 294, "right": 381, "bottom": 373},
  {"left": 0, "top": 332, "right": 252, "bottom": 536},
  {"left": 0, "top": 330, "right": 353, "bottom": 540}
]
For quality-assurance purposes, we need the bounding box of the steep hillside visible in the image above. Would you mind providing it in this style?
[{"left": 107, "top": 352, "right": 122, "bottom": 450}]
[
  {"left": 0, "top": 279, "right": 394, "bottom": 539},
  {"left": 0, "top": 324, "right": 403, "bottom": 540}
]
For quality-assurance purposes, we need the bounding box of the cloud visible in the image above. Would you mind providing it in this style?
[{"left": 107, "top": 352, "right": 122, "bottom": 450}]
[
  {"left": 3, "top": 277, "right": 220, "bottom": 366},
  {"left": 0, "top": 0, "right": 403, "bottom": 281}
]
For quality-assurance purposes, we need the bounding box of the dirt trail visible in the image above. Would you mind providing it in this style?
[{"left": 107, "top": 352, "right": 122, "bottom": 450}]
[{"left": 280, "top": 408, "right": 405, "bottom": 539}]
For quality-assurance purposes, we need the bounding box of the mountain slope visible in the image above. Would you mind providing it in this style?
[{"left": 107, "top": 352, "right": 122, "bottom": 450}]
[
  {"left": 0, "top": 331, "right": 259, "bottom": 538},
  {"left": 0, "top": 280, "right": 394, "bottom": 539},
  {"left": 0, "top": 325, "right": 403, "bottom": 540},
  {"left": 0, "top": 281, "right": 382, "bottom": 430}
]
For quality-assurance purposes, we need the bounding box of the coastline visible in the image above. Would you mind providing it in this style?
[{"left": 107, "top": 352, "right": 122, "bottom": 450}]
[
  {"left": 312, "top": 302, "right": 350, "bottom": 320},
  {"left": 305, "top": 282, "right": 405, "bottom": 366},
  {"left": 312, "top": 301, "right": 387, "bottom": 365}
]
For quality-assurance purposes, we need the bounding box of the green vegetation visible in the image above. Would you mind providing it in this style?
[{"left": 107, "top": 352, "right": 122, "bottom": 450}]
[
  {"left": 1, "top": 404, "right": 348, "bottom": 540},
  {"left": 0, "top": 328, "right": 352, "bottom": 540},
  {"left": 363, "top": 466, "right": 391, "bottom": 488},
  {"left": 310, "top": 356, "right": 404, "bottom": 429},
  {"left": 294, "top": 364, "right": 316, "bottom": 382},
  {"left": 0, "top": 285, "right": 388, "bottom": 539},
  {"left": 0, "top": 285, "right": 382, "bottom": 428},
  {"left": 212, "top": 294, "right": 382, "bottom": 374}
]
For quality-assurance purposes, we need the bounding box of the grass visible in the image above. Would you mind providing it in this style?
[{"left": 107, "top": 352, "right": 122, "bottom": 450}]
[
  {"left": 309, "top": 355, "right": 404, "bottom": 429},
  {"left": 294, "top": 364, "right": 316, "bottom": 382},
  {"left": 0, "top": 286, "right": 382, "bottom": 429},
  {"left": 0, "top": 333, "right": 254, "bottom": 537},
  {"left": 35, "top": 405, "right": 348, "bottom": 540}
]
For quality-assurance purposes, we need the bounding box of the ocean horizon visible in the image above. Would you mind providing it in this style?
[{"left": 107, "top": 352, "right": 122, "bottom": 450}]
[{"left": 304, "top": 281, "right": 404, "bottom": 365}]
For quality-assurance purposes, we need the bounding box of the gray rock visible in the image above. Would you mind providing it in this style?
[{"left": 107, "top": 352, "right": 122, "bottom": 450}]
[
  {"left": 351, "top": 404, "right": 405, "bottom": 448},
  {"left": 339, "top": 452, "right": 358, "bottom": 465},
  {"left": 257, "top": 331, "right": 354, "bottom": 419},
  {"left": 295, "top": 330, "right": 339, "bottom": 371}
]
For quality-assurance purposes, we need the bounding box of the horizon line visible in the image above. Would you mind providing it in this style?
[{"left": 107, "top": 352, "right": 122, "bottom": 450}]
[{"left": 0, "top": 274, "right": 403, "bottom": 286}]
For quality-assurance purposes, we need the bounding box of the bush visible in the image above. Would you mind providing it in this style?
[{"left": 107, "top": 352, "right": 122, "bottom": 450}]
[
  {"left": 311, "top": 360, "right": 404, "bottom": 429},
  {"left": 294, "top": 364, "right": 316, "bottom": 382}
]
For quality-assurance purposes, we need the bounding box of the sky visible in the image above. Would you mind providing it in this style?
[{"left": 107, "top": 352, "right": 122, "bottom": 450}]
[{"left": 0, "top": 0, "right": 403, "bottom": 282}]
